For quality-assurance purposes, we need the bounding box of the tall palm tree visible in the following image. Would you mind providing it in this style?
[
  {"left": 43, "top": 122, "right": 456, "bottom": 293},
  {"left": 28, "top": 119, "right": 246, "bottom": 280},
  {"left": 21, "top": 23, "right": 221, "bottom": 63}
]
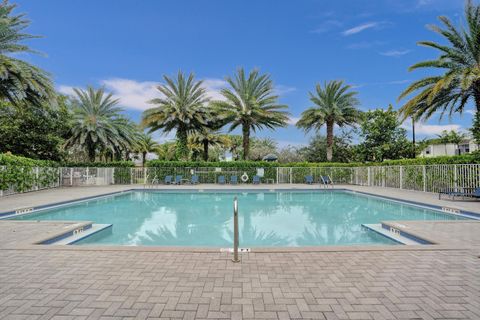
[
  {"left": 0, "top": 1, "right": 54, "bottom": 107},
  {"left": 65, "top": 86, "right": 128, "bottom": 162},
  {"left": 212, "top": 68, "right": 290, "bottom": 160},
  {"left": 141, "top": 71, "right": 210, "bottom": 160},
  {"left": 135, "top": 134, "right": 159, "bottom": 166},
  {"left": 398, "top": 0, "right": 480, "bottom": 121},
  {"left": 296, "top": 80, "right": 359, "bottom": 161}
]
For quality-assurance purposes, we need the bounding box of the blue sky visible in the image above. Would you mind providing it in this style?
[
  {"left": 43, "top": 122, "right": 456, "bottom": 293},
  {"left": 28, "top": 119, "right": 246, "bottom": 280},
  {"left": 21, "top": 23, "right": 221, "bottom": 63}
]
[{"left": 16, "top": 0, "right": 475, "bottom": 146}]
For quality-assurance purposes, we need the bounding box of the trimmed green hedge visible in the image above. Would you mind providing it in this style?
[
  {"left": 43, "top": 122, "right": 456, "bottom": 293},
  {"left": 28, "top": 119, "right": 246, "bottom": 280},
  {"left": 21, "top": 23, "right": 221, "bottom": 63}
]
[
  {"left": 147, "top": 152, "right": 480, "bottom": 168},
  {"left": 61, "top": 161, "right": 135, "bottom": 168},
  {"left": 0, "top": 153, "right": 58, "bottom": 167}
]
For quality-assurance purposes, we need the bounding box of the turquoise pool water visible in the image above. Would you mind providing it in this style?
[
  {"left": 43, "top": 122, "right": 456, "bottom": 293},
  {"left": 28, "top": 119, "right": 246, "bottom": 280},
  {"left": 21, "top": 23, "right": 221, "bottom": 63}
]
[{"left": 11, "top": 190, "right": 464, "bottom": 247}]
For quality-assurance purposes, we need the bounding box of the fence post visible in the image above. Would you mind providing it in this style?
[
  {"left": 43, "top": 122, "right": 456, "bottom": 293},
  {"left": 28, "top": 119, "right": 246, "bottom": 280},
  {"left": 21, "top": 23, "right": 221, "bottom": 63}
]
[
  {"left": 112, "top": 168, "right": 115, "bottom": 185},
  {"left": 70, "top": 168, "right": 73, "bottom": 186},
  {"left": 86, "top": 167, "right": 89, "bottom": 185},
  {"left": 130, "top": 168, "right": 133, "bottom": 184},
  {"left": 276, "top": 167, "right": 279, "bottom": 184},
  {"left": 453, "top": 164, "right": 458, "bottom": 191},
  {"left": 367, "top": 167, "right": 371, "bottom": 186},
  {"left": 289, "top": 168, "right": 292, "bottom": 184},
  {"left": 399, "top": 166, "right": 403, "bottom": 189},
  {"left": 144, "top": 167, "right": 147, "bottom": 184},
  {"left": 422, "top": 166, "right": 426, "bottom": 192}
]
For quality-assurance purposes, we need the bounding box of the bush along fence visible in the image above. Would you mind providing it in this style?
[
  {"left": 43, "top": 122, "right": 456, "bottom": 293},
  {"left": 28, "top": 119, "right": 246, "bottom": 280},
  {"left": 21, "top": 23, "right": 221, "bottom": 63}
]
[{"left": 1, "top": 164, "right": 479, "bottom": 197}]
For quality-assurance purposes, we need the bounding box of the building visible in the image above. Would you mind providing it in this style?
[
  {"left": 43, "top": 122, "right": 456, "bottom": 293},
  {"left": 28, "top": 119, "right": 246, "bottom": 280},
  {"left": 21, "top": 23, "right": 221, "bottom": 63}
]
[{"left": 420, "top": 138, "right": 479, "bottom": 157}]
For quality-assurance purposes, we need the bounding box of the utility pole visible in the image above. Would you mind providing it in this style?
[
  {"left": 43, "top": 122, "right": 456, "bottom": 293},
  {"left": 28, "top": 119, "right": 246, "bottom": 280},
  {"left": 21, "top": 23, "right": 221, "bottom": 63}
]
[{"left": 412, "top": 116, "right": 416, "bottom": 158}]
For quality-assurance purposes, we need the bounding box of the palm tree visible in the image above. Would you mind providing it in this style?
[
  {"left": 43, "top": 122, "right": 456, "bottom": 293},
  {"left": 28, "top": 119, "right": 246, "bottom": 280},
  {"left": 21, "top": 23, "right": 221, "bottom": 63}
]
[
  {"left": 189, "top": 129, "right": 227, "bottom": 161},
  {"left": 296, "top": 80, "right": 359, "bottom": 161},
  {"left": 0, "top": 1, "right": 54, "bottom": 107},
  {"left": 135, "top": 134, "right": 159, "bottom": 166},
  {"left": 65, "top": 86, "right": 128, "bottom": 162},
  {"left": 398, "top": 0, "right": 480, "bottom": 121},
  {"left": 212, "top": 68, "right": 290, "bottom": 160},
  {"left": 141, "top": 71, "right": 210, "bottom": 160}
]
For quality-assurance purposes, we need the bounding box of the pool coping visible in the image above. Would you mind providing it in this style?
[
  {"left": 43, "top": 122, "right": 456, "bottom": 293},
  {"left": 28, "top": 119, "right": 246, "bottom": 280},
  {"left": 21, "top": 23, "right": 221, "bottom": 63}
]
[{"left": 1, "top": 187, "right": 479, "bottom": 251}]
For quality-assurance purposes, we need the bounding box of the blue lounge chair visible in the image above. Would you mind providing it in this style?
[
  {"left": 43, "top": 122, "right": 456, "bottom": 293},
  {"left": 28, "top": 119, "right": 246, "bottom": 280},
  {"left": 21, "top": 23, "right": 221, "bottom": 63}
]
[
  {"left": 439, "top": 187, "right": 480, "bottom": 200},
  {"left": 175, "top": 175, "right": 182, "bottom": 185},
  {"left": 321, "top": 175, "right": 334, "bottom": 188},
  {"left": 230, "top": 175, "right": 238, "bottom": 185},
  {"left": 164, "top": 175, "right": 173, "bottom": 184},
  {"left": 252, "top": 175, "right": 261, "bottom": 184},
  {"left": 191, "top": 175, "right": 199, "bottom": 184},
  {"left": 218, "top": 175, "right": 226, "bottom": 184},
  {"left": 305, "top": 175, "right": 314, "bottom": 184}
]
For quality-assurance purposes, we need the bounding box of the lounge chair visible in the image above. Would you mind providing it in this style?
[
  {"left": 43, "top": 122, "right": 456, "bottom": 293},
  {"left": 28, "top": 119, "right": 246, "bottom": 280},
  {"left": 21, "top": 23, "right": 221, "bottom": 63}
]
[
  {"left": 218, "top": 175, "right": 226, "bottom": 184},
  {"left": 305, "top": 175, "right": 314, "bottom": 184},
  {"left": 191, "top": 175, "right": 199, "bottom": 184},
  {"left": 230, "top": 175, "right": 238, "bottom": 185},
  {"left": 175, "top": 175, "right": 182, "bottom": 185},
  {"left": 252, "top": 175, "right": 261, "bottom": 184},
  {"left": 321, "top": 175, "right": 334, "bottom": 188},
  {"left": 439, "top": 187, "right": 480, "bottom": 200},
  {"left": 164, "top": 175, "right": 173, "bottom": 184}
]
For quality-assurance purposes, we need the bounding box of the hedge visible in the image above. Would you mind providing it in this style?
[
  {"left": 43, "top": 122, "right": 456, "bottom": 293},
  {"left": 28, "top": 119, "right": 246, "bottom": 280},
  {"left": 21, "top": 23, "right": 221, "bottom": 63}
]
[
  {"left": 0, "top": 153, "right": 58, "bottom": 167},
  {"left": 146, "top": 152, "right": 480, "bottom": 168},
  {"left": 61, "top": 161, "right": 135, "bottom": 168}
]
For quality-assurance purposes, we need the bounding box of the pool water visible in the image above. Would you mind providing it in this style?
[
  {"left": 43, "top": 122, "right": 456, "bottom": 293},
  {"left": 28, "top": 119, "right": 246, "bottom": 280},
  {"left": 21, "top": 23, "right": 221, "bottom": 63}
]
[{"left": 11, "top": 190, "right": 464, "bottom": 247}]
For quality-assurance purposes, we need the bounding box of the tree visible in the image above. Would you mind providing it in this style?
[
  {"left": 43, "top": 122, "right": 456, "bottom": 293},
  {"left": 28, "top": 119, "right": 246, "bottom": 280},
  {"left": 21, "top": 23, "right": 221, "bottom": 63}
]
[
  {"left": 471, "top": 112, "right": 480, "bottom": 144},
  {"left": 398, "top": 0, "right": 480, "bottom": 125},
  {"left": 249, "top": 138, "right": 278, "bottom": 161},
  {"left": 65, "top": 86, "right": 135, "bottom": 162},
  {"left": 156, "top": 142, "right": 177, "bottom": 161},
  {"left": 189, "top": 129, "right": 227, "bottom": 161},
  {"left": 436, "top": 130, "right": 467, "bottom": 154},
  {"left": 356, "top": 106, "right": 412, "bottom": 162},
  {"left": 141, "top": 72, "right": 210, "bottom": 160},
  {"left": 0, "top": 1, "right": 54, "bottom": 107},
  {"left": 0, "top": 96, "right": 70, "bottom": 160},
  {"left": 212, "top": 68, "right": 289, "bottom": 160},
  {"left": 135, "top": 134, "right": 159, "bottom": 166},
  {"left": 277, "top": 145, "right": 306, "bottom": 163},
  {"left": 299, "top": 132, "right": 353, "bottom": 163},
  {"left": 296, "top": 80, "right": 359, "bottom": 161}
]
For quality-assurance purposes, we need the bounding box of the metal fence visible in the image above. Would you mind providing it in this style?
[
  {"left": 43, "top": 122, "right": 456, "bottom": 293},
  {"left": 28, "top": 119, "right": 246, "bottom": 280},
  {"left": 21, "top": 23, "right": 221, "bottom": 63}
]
[{"left": 1, "top": 164, "right": 479, "bottom": 197}]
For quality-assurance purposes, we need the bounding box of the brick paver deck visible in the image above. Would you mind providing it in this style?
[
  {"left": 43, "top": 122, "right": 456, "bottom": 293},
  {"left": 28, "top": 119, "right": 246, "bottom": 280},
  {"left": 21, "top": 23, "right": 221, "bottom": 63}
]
[
  {"left": 1, "top": 186, "right": 480, "bottom": 319},
  {"left": 0, "top": 248, "right": 479, "bottom": 320}
]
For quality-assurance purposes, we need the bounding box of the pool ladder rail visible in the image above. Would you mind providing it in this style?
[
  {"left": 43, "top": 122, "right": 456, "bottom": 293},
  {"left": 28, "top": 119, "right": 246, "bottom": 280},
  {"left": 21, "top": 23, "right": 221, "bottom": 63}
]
[{"left": 232, "top": 197, "right": 240, "bottom": 263}]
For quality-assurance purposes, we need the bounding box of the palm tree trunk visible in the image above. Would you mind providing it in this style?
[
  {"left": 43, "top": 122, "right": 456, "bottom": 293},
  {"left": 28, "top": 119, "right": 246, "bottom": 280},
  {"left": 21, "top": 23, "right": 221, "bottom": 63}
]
[
  {"left": 203, "top": 140, "right": 209, "bottom": 161},
  {"left": 142, "top": 151, "right": 147, "bottom": 167},
  {"left": 326, "top": 121, "right": 334, "bottom": 162},
  {"left": 242, "top": 124, "right": 250, "bottom": 160},
  {"left": 87, "top": 143, "right": 96, "bottom": 162},
  {"left": 176, "top": 128, "right": 189, "bottom": 160}
]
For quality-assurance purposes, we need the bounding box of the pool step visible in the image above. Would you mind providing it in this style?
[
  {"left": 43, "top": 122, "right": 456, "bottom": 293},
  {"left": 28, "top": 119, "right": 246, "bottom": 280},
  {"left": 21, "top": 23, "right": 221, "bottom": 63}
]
[
  {"left": 48, "top": 224, "right": 112, "bottom": 245},
  {"left": 362, "top": 224, "right": 426, "bottom": 245}
]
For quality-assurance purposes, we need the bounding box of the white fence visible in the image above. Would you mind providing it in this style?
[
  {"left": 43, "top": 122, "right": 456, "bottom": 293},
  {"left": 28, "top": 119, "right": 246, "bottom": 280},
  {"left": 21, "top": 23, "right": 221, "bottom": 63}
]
[{"left": 1, "top": 164, "right": 479, "bottom": 197}]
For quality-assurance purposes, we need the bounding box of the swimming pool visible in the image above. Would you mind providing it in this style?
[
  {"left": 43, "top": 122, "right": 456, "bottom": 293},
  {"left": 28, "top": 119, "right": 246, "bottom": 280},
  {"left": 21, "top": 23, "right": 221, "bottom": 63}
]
[{"left": 10, "top": 190, "right": 465, "bottom": 247}]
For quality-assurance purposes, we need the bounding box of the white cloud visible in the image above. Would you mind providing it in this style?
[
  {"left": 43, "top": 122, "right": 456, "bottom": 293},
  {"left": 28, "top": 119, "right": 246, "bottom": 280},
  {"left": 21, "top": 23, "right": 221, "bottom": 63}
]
[
  {"left": 287, "top": 116, "right": 300, "bottom": 125},
  {"left": 342, "top": 22, "right": 379, "bottom": 36},
  {"left": 311, "top": 20, "right": 343, "bottom": 34},
  {"left": 57, "top": 85, "right": 76, "bottom": 96},
  {"left": 465, "top": 109, "right": 476, "bottom": 115},
  {"left": 274, "top": 85, "right": 296, "bottom": 96},
  {"left": 402, "top": 121, "right": 463, "bottom": 136},
  {"left": 380, "top": 49, "right": 411, "bottom": 57},
  {"left": 101, "top": 78, "right": 159, "bottom": 110},
  {"left": 58, "top": 77, "right": 228, "bottom": 111},
  {"left": 59, "top": 78, "right": 294, "bottom": 110}
]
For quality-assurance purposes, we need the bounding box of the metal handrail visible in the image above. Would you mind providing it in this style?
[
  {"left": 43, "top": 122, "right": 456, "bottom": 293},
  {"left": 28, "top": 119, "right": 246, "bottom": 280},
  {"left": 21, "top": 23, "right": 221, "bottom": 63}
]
[{"left": 232, "top": 197, "right": 240, "bottom": 263}]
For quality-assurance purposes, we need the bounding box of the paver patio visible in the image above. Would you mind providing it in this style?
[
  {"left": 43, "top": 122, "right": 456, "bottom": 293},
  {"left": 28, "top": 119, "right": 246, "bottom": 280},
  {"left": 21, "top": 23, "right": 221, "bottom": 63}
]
[{"left": 0, "top": 186, "right": 479, "bottom": 319}]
